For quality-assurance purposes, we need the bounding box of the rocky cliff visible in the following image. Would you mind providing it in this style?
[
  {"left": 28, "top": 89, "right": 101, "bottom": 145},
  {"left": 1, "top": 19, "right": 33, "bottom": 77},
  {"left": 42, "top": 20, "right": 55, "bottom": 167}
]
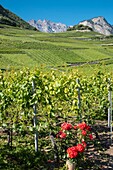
[
  {"left": 78, "top": 16, "right": 113, "bottom": 35},
  {"left": 28, "top": 19, "right": 67, "bottom": 33}
]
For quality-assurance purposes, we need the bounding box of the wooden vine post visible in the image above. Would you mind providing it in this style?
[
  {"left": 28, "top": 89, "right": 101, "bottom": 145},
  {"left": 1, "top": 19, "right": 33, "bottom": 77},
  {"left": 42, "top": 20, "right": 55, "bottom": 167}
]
[
  {"left": 76, "top": 78, "right": 82, "bottom": 122},
  {"left": 108, "top": 78, "right": 112, "bottom": 143},
  {"left": 32, "top": 80, "right": 38, "bottom": 152}
]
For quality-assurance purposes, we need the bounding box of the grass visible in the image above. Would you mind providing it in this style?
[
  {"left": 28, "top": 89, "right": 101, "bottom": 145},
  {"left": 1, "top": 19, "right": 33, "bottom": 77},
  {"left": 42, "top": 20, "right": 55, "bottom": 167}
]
[{"left": 0, "top": 25, "right": 113, "bottom": 73}]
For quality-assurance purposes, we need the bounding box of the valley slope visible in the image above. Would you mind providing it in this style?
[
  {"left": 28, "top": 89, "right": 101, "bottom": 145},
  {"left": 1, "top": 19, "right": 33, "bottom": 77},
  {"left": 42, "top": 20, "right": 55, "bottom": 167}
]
[
  {"left": 0, "top": 5, "right": 113, "bottom": 73},
  {"left": 0, "top": 24, "right": 113, "bottom": 73}
]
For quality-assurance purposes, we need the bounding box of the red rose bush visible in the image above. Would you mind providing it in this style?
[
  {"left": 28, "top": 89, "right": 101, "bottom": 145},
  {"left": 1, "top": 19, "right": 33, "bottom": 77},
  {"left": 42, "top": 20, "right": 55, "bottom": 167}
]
[{"left": 56, "top": 122, "right": 94, "bottom": 164}]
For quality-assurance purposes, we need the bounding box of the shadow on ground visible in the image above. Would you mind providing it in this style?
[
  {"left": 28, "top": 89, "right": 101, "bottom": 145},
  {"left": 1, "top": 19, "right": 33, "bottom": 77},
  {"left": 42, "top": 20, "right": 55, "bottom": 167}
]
[{"left": 86, "top": 121, "right": 113, "bottom": 170}]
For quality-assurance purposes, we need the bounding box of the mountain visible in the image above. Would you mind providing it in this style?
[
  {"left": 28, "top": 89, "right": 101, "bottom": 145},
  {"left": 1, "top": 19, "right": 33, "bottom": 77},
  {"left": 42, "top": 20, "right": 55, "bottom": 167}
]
[
  {"left": 0, "top": 5, "right": 112, "bottom": 35},
  {"left": 28, "top": 19, "right": 67, "bottom": 33},
  {"left": 0, "top": 5, "right": 35, "bottom": 30},
  {"left": 78, "top": 16, "right": 113, "bottom": 35},
  {"left": 29, "top": 17, "right": 113, "bottom": 35}
]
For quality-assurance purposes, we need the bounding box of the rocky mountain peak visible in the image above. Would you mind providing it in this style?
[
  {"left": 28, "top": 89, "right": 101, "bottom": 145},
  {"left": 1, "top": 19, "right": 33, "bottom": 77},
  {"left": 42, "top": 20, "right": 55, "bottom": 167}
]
[
  {"left": 28, "top": 19, "right": 67, "bottom": 33},
  {"left": 78, "top": 16, "right": 113, "bottom": 35},
  {"left": 92, "top": 16, "right": 105, "bottom": 22}
]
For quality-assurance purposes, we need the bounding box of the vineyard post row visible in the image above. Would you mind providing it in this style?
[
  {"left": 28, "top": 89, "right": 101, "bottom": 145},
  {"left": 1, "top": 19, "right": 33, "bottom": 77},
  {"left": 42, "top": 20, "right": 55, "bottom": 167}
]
[
  {"left": 1, "top": 69, "right": 113, "bottom": 152},
  {"left": 32, "top": 77, "right": 113, "bottom": 152},
  {"left": 77, "top": 77, "right": 112, "bottom": 143}
]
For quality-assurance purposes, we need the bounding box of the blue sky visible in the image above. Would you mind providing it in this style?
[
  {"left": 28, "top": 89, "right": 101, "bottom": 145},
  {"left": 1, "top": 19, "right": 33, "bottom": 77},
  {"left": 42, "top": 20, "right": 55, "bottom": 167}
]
[{"left": 0, "top": 0, "right": 113, "bottom": 26}]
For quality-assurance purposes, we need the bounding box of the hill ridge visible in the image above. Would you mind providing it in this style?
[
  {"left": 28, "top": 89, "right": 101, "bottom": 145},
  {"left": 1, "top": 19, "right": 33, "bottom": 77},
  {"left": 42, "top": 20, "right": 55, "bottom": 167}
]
[{"left": 0, "top": 5, "right": 35, "bottom": 30}]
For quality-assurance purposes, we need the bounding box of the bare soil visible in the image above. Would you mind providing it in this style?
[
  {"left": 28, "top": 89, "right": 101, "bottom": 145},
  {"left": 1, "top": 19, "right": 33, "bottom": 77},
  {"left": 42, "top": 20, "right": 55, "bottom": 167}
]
[{"left": 86, "top": 120, "right": 113, "bottom": 170}]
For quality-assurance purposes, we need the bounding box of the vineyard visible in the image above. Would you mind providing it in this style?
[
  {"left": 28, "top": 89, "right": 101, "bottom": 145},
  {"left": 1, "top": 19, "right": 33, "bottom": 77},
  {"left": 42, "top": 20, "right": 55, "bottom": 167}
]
[
  {"left": 0, "top": 23, "right": 113, "bottom": 170},
  {"left": 0, "top": 68, "right": 113, "bottom": 169},
  {"left": 0, "top": 25, "right": 113, "bottom": 73}
]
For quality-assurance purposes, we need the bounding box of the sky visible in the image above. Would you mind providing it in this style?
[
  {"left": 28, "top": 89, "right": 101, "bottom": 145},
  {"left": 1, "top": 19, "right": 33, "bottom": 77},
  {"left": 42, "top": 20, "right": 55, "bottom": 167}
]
[{"left": 0, "top": 0, "right": 113, "bottom": 26}]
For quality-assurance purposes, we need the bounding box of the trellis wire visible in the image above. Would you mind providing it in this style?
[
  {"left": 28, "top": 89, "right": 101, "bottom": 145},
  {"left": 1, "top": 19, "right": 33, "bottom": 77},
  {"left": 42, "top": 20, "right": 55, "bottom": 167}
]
[{"left": 32, "top": 80, "right": 38, "bottom": 152}]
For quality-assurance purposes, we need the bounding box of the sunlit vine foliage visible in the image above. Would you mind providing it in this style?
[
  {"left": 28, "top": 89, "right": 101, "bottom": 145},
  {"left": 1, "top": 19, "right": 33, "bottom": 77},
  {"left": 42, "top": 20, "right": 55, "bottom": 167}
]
[{"left": 0, "top": 69, "right": 113, "bottom": 136}]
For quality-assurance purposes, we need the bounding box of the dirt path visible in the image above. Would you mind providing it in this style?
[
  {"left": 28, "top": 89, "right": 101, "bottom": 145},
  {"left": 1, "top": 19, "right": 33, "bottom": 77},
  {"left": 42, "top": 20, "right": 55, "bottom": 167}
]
[
  {"left": 88, "top": 121, "right": 113, "bottom": 170},
  {"left": 104, "top": 145, "right": 113, "bottom": 170}
]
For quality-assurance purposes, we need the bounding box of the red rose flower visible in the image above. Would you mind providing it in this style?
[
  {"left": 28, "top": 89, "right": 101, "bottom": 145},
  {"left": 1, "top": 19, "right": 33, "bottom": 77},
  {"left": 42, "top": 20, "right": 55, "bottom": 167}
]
[
  {"left": 82, "top": 141, "right": 87, "bottom": 148},
  {"left": 60, "top": 132, "right": 67, "bottom": 138},
  {"left": 76, "top": 144, "right": 85, "bottom": 152},
  {"left": 67, "top": 146, "right": 78, "bottom": 158},
  {"left": 77, "top": 122, "right": 87, "bottom": 130},
  {"left": 56, "top": 130, "right": 62, "bottom": 138},
  {"left": 68, "top": 150, "right": 78, "bottom": 158},
  {"left": 67, "top": 146, "right": 78, "bottom": 152},
  {"left": 89, "top": 134, "right": 93, "bottom": 140},
  {"left": 56, "top": 131, "right": 67, "bottom": 138},
  {"left": 86, "top": 125, "right": 91, "bottom": 131},
  {"left": 61, "top": 122, "right": 72, "bottom": 130},
  {"left": 82, "top": 130, "right": 87, "bottom": 136}
]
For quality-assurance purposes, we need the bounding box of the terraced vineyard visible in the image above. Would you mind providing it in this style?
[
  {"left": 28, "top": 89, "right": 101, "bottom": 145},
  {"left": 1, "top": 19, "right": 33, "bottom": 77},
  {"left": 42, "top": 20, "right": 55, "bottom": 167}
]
[
  {"left": 1, "top": 25, "right": 113, "bottom": 170},
  {"left": 0, "top": 24, "right": 113, "bottom": 72}
]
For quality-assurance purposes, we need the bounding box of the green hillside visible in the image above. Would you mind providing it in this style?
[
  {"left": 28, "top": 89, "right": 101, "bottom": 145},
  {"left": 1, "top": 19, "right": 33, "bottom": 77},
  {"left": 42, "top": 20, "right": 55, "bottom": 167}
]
[
  {"left": 0, "top": 5, "right": 35, "bottom": 30},
  {"left": 0, "top": 24, "right": 113, "bottom": 73}
]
